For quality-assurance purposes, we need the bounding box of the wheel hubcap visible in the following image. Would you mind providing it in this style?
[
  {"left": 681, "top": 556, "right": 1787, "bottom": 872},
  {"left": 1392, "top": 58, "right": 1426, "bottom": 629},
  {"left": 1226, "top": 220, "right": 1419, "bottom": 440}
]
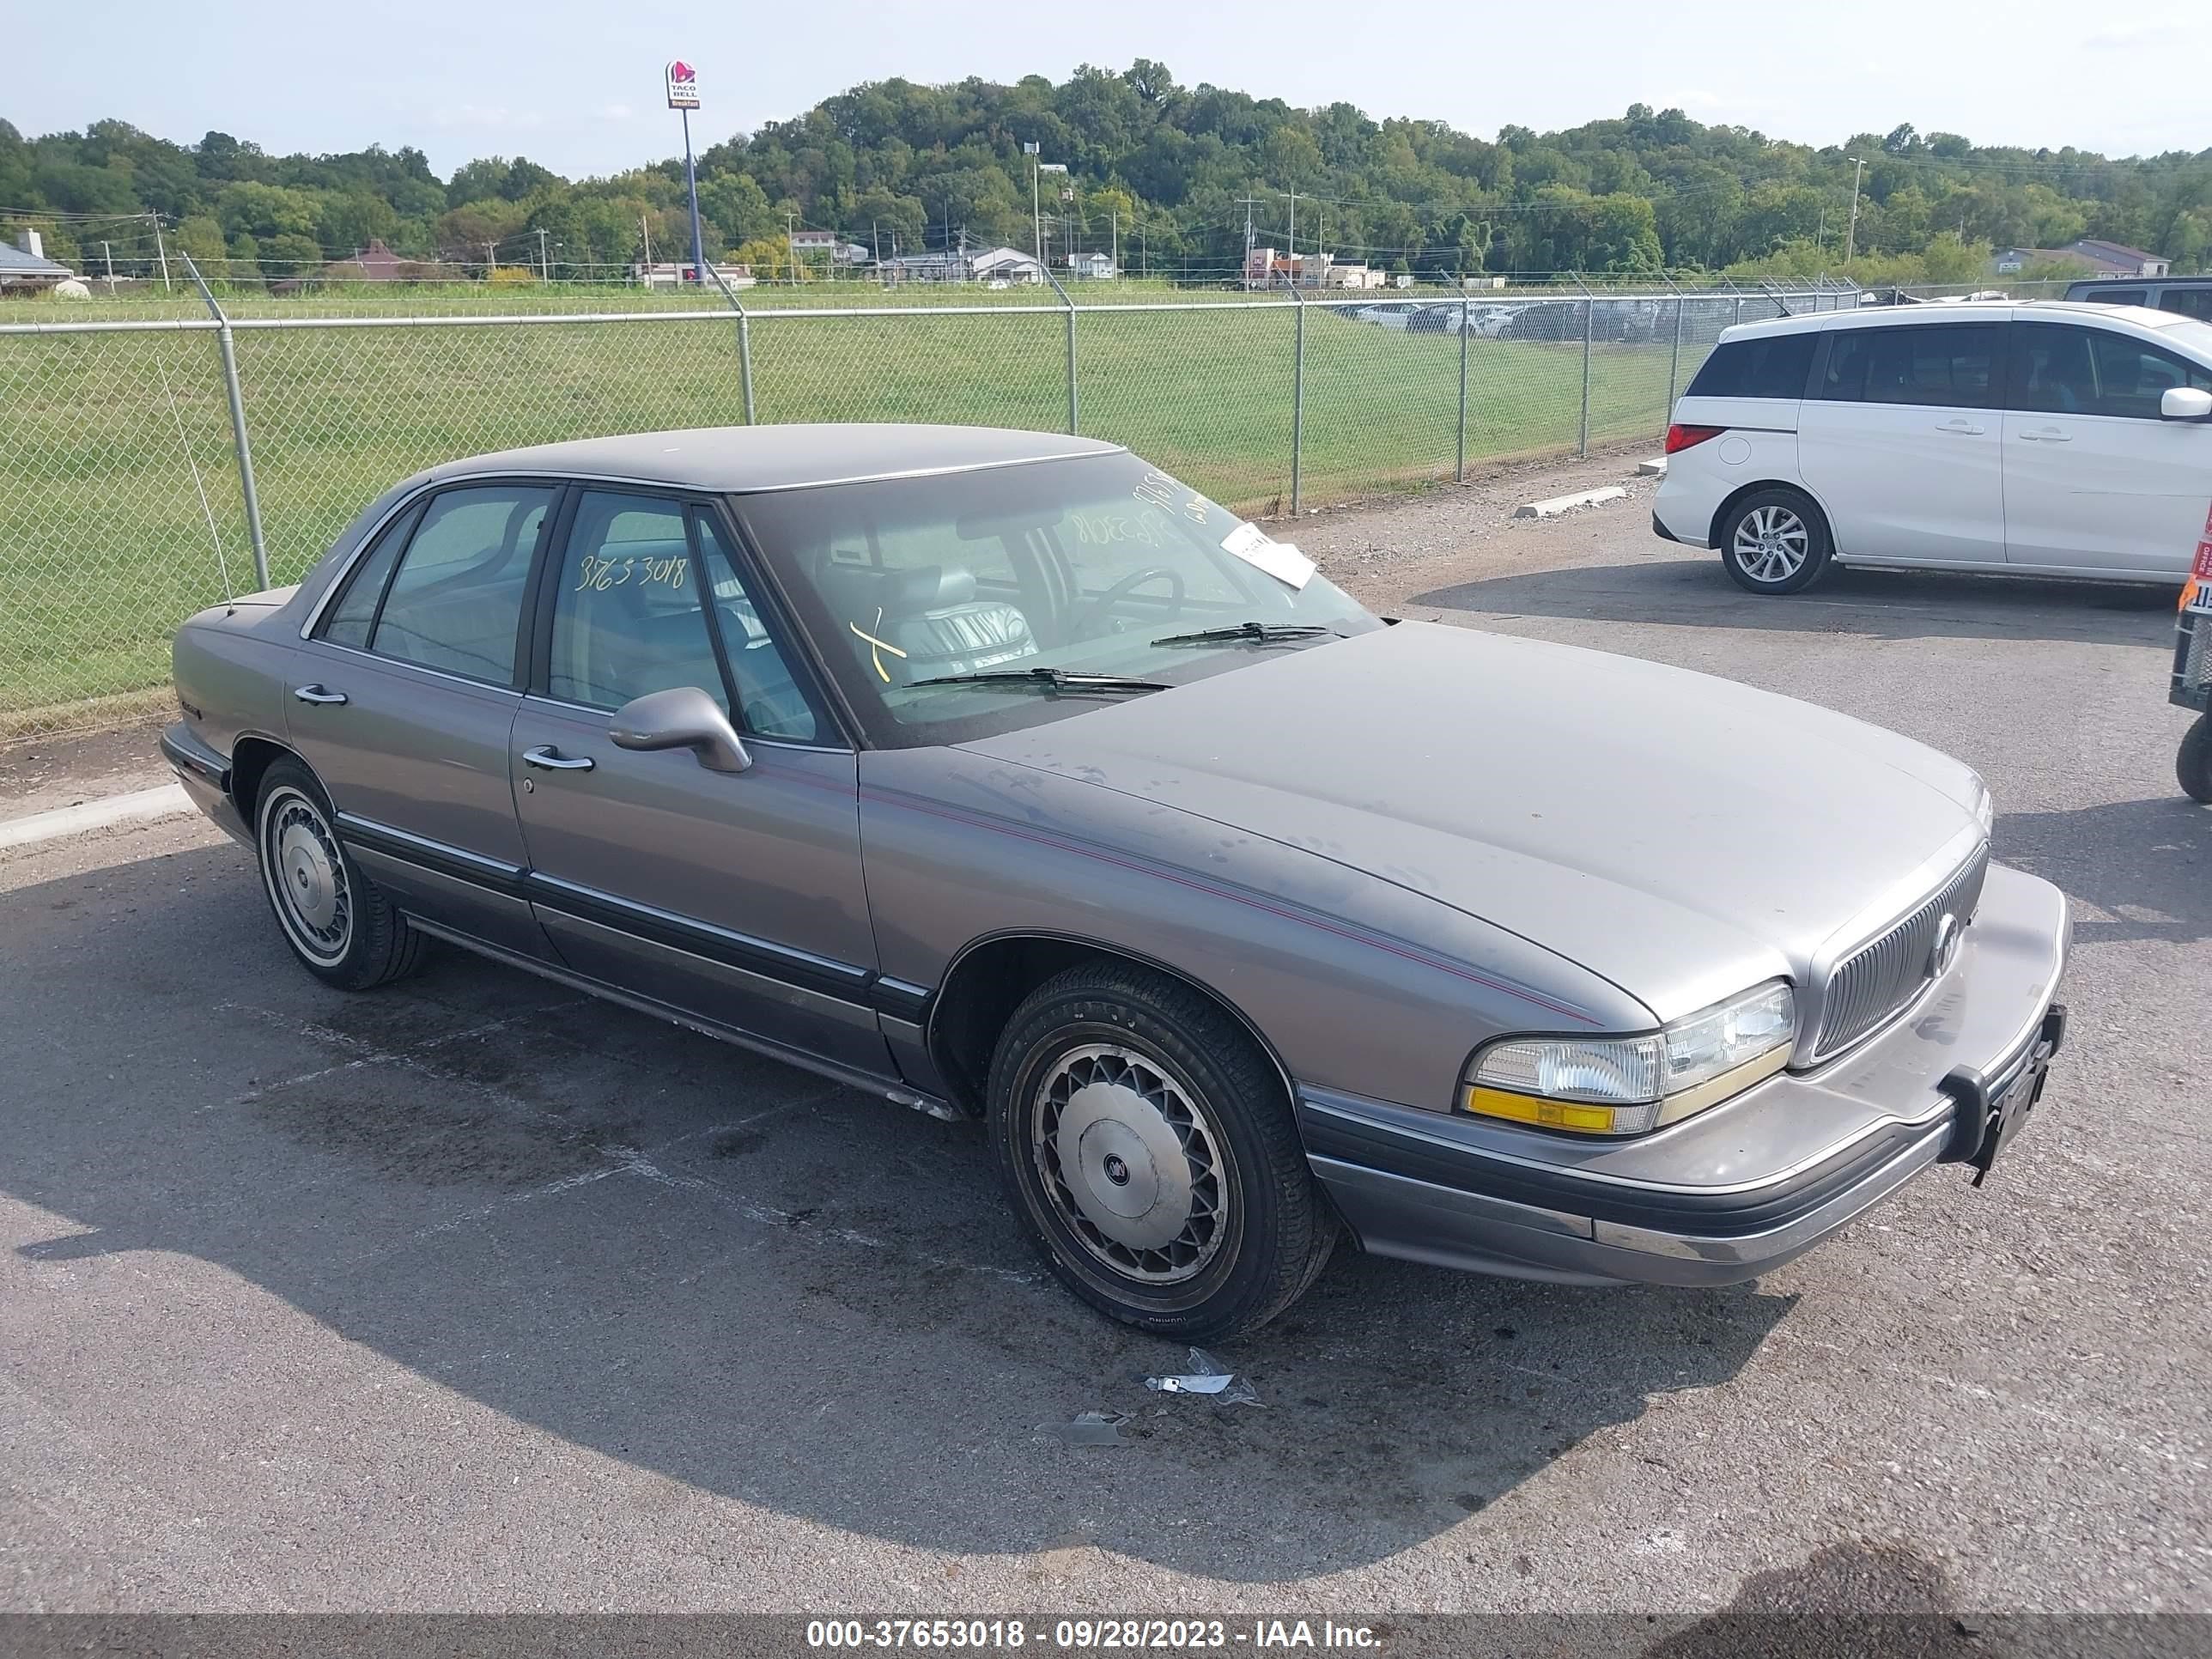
[
  {"left": 1733, "top": 506, "right": 1809, "bottom": 583},
  {"left": 266, "top": 793, "right": 351, "bottom": 960},
  {"left": 1032, "top": 1042, "right": 1229, "bottom": 1284}
]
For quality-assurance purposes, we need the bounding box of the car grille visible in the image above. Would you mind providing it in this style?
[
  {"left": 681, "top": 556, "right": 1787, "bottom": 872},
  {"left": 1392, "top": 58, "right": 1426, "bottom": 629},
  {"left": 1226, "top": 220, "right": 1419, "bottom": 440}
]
[{"left": 1813, "top": 845, "right": 1990, "bottom": 1060}]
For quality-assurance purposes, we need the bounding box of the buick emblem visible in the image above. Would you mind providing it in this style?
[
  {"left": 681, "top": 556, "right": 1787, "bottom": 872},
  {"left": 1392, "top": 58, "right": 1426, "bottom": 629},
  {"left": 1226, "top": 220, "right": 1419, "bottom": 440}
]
[{"left": 1929, "top": 913, "right": 1962, "bottom": 979}]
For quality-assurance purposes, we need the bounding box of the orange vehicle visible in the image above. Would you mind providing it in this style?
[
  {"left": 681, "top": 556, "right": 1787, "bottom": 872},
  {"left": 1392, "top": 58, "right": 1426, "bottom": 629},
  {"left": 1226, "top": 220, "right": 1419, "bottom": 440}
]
[{"left": 2175, "top": 510, "right": 2212, "bottom": 802}]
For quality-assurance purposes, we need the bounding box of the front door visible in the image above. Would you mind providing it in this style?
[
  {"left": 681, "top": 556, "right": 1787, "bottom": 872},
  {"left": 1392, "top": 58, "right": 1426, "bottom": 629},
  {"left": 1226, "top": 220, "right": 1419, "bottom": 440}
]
[
  {"left": 288, "top": 481, "right": 557, "bottom": 959},
  {"left": 507, "top": 489, "right": 884, "bottom": 1073},
  {"left": 2002, "top": 320, "right": 2212, "bottom": 576},
  {"left": 1796, "top": 321, "right": 2008, "bottom": 566}
]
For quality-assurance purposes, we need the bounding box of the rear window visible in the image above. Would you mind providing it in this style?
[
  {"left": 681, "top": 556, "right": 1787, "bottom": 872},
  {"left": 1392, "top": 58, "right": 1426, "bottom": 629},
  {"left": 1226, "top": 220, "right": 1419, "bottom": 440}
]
[
  {"left": 2160, "top": 288, "right": 2212, "bottom": 322},
  {"left": 1683, "top": 332, "right": 1816, "bottom": 399},
  {"left": 2081, "top": 288, "right": 2148, "bottom": 307},
  {"left": 1816, "top": 324, "right": 2003, "bottom": 408}
]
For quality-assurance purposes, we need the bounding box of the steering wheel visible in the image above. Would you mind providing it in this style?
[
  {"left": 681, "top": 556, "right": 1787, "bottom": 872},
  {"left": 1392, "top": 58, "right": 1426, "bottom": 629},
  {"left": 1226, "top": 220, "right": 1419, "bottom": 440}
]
[{"left": 1073, "top": 566, "right": 1186, "bottom": 638}]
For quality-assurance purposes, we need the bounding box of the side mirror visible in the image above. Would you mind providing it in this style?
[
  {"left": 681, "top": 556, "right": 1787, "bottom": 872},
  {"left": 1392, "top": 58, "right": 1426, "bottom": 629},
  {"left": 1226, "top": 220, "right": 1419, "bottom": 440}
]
[
  {"left": 608, "top": 686, "right": 751, "bottom": 774},
  {"left": 2161, "top": 386, "right": 2212, "bottom": 422}
]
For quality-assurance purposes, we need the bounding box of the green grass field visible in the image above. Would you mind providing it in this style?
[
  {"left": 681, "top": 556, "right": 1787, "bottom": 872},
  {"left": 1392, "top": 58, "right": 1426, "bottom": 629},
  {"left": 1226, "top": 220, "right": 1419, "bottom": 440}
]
[{"left": 0, "top": 295, "right": 1699, "bottom": 729}]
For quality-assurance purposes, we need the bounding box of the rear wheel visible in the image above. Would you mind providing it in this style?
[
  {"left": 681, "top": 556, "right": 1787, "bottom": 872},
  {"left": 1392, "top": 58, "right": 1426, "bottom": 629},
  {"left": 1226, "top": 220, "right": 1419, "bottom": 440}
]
[
  {"left": 253, "top": 758, "right": 428, "bottom": 990},
  {"left": 988, "top": 962, "right": 1335, "bottom": 1340},
  {"left": 2179, "top": 715, "right": 2212, "bottom": 804},
  {"left": 1719, "top": 488, "right": 1832, "bottom": 595}
]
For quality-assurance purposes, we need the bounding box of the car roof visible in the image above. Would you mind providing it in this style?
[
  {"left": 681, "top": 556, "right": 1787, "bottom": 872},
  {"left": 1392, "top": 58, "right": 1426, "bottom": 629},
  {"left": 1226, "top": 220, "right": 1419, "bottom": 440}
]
[
  {"left": 424, "top": 423, "right": 1126, "bottom": 495},
  {"left": 1718, "top": 298, "right": 2195, "bottom": 341}
]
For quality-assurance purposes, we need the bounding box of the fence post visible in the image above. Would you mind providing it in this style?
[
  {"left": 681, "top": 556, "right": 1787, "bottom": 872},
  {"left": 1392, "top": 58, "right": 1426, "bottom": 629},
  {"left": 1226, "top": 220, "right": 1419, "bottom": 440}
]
[
  {"left": 1289, "top": 283, "right": 1306, "bottom": 515},
  {"left": 1042, "top": 269, "right": 1079, "bottom": 435},
  {"left": 1733, "top": 295, "right": 1744, "bottom": 331},
  {"left": 1666, "top": 277, "right": 1685, "bottom": 432},
  {"left": 702, "top": 262, "right": 757, "bottom": 423},
  {"left": 179, "top": 252, "right": 269, "bottom": 589},
  {"left": 1455, "top": 289, "right": 1470, "bottom": 483},
  {"left": 1577, "top": 281, "right": 1594, "bottom": 459}
]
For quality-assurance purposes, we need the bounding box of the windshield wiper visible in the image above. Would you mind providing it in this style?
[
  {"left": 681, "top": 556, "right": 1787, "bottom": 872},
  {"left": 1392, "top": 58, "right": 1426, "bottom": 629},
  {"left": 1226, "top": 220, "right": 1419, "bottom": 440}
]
[
  {"left": 908, "top": 667, "right": 1173, "bottom": 696},
  {"left": 1150, "top": 622, "right": 1338, "bottom": 647}
]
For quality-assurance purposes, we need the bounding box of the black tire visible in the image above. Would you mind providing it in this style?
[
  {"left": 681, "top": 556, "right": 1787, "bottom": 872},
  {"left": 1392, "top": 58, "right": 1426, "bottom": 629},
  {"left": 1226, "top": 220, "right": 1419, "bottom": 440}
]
[
  {"left": 2180, "top": 715, "right": 2212, "bottom": 804},
  {"left": 1718, "top": 487, "right": 1833, "bottom": 595},
  {"left": 988, "top": 962, "right": 1335, "bottom": 1340},
  {"left": 252, "top": 757, "right": 428, "bottom": 991}
]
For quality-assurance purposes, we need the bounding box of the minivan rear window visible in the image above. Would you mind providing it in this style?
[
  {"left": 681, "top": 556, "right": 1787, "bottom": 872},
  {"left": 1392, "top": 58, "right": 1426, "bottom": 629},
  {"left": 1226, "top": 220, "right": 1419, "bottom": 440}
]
[
  {"left": 1816, "top": 325, "right": 2003, "bottom": 408},
  {"left": 1683, "top": 332, "right": 1816, "bottom": 399}
]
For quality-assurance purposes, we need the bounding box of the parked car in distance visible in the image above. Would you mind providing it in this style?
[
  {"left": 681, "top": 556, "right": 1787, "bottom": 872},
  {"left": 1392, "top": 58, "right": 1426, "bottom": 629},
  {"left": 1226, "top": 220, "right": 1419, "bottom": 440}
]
[
  {"left": 167, "top": 425, "right": 2069, "bottom": 1337},
  {"left": 2065, "top": 274, "right": 2212, "bottom": 323},
  {"left": 1654, "top": 301, "right": 2212, "bottom": 593}
]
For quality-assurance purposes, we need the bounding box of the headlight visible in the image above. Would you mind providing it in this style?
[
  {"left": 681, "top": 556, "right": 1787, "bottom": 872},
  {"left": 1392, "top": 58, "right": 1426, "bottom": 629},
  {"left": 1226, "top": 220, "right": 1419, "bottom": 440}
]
[{"left": 1462, "top": 981, "right": 1797, "bottom": 1135}]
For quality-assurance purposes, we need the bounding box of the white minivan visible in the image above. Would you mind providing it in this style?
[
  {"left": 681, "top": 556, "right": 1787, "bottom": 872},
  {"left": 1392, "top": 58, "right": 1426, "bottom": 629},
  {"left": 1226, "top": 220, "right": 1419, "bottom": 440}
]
[{"left": 1652, "top": 301, "right": 2212, "bottom": 593}]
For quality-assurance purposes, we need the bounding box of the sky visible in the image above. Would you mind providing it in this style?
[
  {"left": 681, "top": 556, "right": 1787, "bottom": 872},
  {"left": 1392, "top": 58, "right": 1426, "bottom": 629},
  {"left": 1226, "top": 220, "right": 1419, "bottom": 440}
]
[{"left": 10, "top": 0, "right": 2209, "bottom": 179}]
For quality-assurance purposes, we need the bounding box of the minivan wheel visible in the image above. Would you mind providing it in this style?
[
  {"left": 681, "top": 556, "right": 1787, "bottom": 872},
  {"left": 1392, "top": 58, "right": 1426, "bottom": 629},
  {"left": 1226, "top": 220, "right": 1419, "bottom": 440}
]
[
  {"left": 1719, "top": 488, "right": 1832, "bottom": 595},
  {"left": 988, "top": 962, "right": 1336, "bottom": 1340},
  {"left": 253, "top": 758, "right": 428, "bottom": 990},
  {"left": 2179, "top": 715, "right": 2212, "bottom": 804}
]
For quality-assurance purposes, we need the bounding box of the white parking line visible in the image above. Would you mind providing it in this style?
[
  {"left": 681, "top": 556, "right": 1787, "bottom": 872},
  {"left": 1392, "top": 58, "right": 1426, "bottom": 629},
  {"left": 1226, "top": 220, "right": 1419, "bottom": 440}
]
[{"left": 0, "top": 783, "right": 191, "bottom": 851}]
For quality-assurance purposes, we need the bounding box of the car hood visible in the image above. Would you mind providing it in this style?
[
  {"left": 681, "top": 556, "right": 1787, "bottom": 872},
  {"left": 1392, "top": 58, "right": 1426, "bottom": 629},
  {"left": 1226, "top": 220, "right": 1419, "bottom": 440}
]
[{"left": 961, "top": 621, "right": 1987, "bottom": 1022}]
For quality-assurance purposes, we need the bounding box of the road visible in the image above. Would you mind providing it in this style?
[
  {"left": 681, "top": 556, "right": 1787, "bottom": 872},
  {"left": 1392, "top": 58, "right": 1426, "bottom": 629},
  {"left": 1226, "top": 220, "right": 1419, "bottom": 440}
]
[{"left": 3, "top": 467, "right": 2206, "bottom": 1619}]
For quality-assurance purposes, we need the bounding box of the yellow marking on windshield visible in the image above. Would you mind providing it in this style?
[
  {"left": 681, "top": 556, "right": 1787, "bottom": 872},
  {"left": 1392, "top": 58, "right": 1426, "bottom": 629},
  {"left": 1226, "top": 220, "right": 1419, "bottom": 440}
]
[{"left": 850, "top": 609, "right": 908, "bottom": 684}]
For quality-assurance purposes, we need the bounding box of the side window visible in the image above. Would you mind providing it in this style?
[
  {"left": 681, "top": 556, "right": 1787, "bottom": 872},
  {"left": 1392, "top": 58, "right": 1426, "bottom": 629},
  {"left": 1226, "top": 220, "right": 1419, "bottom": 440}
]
[
  {"left": 2010, "top": 325, "right": 2100, "bottom": 416},
  {"left": 2085, "top": 288, "right": 2147, "bottom": 307},
  {"left": 696, "top": 517, "right": 818, "bottom": 743},
  {"left": 1683, "top": 332, "right": 1816, "bottom": 399},
  {"left": 2083, "top": 329, "right": 2212, "bottom": 419},
  {"left": 2162, "top": 289, "right": 2212, "bottom": 323},
  {"left": 1819, "top": 325, "right": 2001, "bottom": 408},
  {"left": 369, "top": 486, "right": 550, "bottom": 684},
  {"left": 547, "top": 493, "right": 717, "bottom": 712},
  {"left": 317, "top": 501, "right": 421, "bottom": 649}
]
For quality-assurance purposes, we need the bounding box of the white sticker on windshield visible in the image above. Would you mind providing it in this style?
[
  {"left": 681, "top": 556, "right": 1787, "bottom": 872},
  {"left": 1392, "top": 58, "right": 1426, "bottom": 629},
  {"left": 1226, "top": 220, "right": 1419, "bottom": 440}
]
[{"left": 1220, "top": 521, "right": 1316, "bottom": 590}]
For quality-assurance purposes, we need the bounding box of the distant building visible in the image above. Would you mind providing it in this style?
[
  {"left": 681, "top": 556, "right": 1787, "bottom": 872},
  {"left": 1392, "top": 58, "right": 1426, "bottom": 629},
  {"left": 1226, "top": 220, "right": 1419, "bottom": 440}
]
[
  {"left": 1243, "top": 246, "right": 1335, "bottom": 288},
  {"left": 320, "top": 239, "right": 454, "bottom": 284},
  {"left": 1320, "top": 263, "right": 1386, "bottom": 289},
  {"left": 877, "top": 246, "right": 1045, "bottom": 285},
  {"left": 632, "top": 261, "right": 755, "bottom": 289},
  {"left": 791, "top": 230, "right": 872, "bottom": 267},
  {"left": 972, "top": 246, "right": 1046, "bottom": 283},
  {"left": 1066, "top": 250, "right": 1116, "bottom": 280},
  {"left": 0, "top": 229, "right": 76, "bottom": 292},
  {"left": 1995, "top": 240, "right": 2171, "bottom": 279}
]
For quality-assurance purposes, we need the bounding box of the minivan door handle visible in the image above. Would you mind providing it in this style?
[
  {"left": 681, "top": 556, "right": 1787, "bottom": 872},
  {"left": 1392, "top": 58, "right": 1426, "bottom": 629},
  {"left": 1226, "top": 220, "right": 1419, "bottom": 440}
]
[
  {"left": 521, "top": 744, "right": 595, "bottom": 772},
  {"left": 1936, "top": 418, "right": 1986, "bottom": 435},
  {"left": 2017, "top": 427, "right": 2072, "bottom": 442},
  {"left": 292, "top": 684, "right": 348, "bottom": 706}
]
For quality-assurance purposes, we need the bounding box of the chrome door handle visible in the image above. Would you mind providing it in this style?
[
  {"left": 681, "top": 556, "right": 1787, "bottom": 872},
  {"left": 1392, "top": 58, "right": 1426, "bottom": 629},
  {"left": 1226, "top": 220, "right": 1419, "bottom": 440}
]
[
  {"left": 522, "top": 744, "right": 594, "bottom": 772},
  {"left": 292, "top": 684, "right": 348, "bottom": 705},
  {"left": 1936, "top": 419, "right": 1985, "bottom": 435}
]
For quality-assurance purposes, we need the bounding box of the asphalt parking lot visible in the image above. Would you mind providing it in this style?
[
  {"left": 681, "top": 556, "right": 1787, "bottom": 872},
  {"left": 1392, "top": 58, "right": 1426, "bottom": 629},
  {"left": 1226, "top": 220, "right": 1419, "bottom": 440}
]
[{"left": 3, "top": 469, "right": 2207, "bottom": 1618}]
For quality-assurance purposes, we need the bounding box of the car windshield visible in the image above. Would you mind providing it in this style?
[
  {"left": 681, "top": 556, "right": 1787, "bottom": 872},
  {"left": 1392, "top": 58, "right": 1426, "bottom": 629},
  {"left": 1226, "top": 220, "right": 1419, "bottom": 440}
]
[{"left": 733, "top": 452, "right": 1381, "bottom": 747}]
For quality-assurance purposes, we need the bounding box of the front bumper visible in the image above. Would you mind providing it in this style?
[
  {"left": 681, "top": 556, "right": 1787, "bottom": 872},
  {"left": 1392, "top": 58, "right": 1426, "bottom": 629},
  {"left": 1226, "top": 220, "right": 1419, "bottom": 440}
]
[{"left": 1300, "top": 861, "right": 2069, "bottom": 1287}]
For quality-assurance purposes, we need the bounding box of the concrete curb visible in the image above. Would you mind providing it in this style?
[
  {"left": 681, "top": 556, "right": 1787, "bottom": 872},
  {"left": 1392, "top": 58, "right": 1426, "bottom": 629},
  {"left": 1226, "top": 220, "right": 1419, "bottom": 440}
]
[
  {"left": 0, "top": 783, "right": 193, "bottom": 852},
  {"left": 1514, "top": 485, "right": 1629, "bottom": 520}
]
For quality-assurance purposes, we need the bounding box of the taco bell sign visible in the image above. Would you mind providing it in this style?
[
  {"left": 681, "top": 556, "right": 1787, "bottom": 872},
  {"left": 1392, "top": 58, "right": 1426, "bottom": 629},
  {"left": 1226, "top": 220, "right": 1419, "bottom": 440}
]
[{"left": 665, "top": 60, "right": 701, "bottom": 110}]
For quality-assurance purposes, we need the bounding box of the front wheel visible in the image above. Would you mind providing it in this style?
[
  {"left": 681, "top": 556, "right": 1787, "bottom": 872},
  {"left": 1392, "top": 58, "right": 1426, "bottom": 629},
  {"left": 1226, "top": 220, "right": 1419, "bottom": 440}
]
[
  {"left": 988, "top": 963, "right": 1335, "bottom": 1340},
  {"left": 1719, "top": 488, "right": 1832, "bottom": 595},
  {"left": 2179, "top": 714, "right": 2212, "bottom": 804}
]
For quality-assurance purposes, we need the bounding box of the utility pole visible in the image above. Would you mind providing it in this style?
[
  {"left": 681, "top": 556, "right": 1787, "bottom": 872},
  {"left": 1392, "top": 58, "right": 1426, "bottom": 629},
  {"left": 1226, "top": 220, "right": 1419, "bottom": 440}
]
[
  {"left": 1285, "top": 190, "right": 1298, "bottom": 269},
  {"left": 1111, "top": 209, "right": 1118, "bottom": 278},
  {"left": 1024, "top": 142, "right": 1042, "bottom": 261},
  {"left": 640, "top": 213, "right": 652, "bottom": 280},
  {"left": 535, "top": 228, "right": 550, "bottom": 282},
  {"left": 101, "top": 240, "right": 113, "bottom": 293},
  {"left": 1845, "top": 157, "right": 1866, "bottom": 264},
  {"left": 1239, "top": 194, "right": 1261, "bottom": 289},
  {"left": 151, "top": 213, "right": 170, "bottom": 292},
  {"left": 483, "top": 242, "right": 495, "bottom": 281},
  {"left": 1140, "top": 216, "right": 1147, "bottom": 281}
]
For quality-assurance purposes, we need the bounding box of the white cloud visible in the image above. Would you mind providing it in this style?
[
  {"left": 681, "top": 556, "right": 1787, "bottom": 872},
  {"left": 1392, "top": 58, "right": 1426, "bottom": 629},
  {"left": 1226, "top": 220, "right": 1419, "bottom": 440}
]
[
  {"left": 432, "top": 103, "right": 546, "bottom": 131},
  {"left": 598, "top": 102, "right": 635, "bottom": 121},
  {"left": 2081, "top": 22, "right": 2188, "bottom": 50}
]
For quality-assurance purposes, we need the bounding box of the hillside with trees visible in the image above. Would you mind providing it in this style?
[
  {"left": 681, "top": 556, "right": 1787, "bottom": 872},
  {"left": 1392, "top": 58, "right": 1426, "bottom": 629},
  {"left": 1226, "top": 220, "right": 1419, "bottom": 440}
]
[{"left": 5, "top": 63, "right": 2209, "bottom": 287}]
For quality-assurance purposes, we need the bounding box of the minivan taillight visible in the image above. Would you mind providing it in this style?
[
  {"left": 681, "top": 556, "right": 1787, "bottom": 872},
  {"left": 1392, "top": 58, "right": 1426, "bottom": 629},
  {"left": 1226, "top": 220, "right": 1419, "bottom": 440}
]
[{"left": 1665, "top": 423, "right": 1726, "bottom": 455}]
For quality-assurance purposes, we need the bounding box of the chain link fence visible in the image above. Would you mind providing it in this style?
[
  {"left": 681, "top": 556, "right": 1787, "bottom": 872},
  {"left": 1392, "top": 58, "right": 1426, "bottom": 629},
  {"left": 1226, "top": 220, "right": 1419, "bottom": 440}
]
[{"left": 0, "top": 280, "right": 1856, "bottom": 736}]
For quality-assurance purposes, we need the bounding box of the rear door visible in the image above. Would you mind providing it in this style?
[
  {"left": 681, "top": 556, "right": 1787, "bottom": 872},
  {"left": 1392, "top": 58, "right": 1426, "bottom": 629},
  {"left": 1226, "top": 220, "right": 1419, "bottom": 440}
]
[
  {"left": 507, "top": 489, "right": 885, "bottom": 1073},
  {"left": 289, "top": 481, "right": 557, "bottom": 959},
  {"left": 1797, "top": 320, "right": 2008, "bottom": 565},
  {"left": 2002, "top": 319, "right": 2212, "bottom": 575}
]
